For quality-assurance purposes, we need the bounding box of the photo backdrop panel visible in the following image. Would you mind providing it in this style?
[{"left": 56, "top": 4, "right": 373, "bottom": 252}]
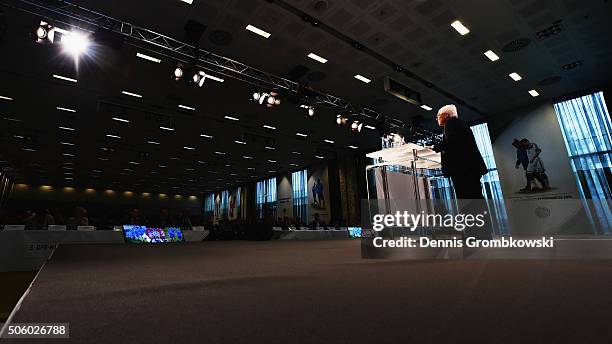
[
  {"left": 492, "top": 102, "right": 589, "bottom": 235},
  {"left": 308, "top": 165, "right": 331, "bottom": 223}
]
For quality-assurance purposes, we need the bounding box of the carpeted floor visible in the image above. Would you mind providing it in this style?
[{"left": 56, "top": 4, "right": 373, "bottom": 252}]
[{"left": 4, "top": 240, "right": 612, "bottom": 343}]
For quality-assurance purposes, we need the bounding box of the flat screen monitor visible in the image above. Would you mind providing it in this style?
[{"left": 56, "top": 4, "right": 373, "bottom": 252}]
[
  {"left": 348, "top": 227, "right": 363, "bottom": 238},
  {"left": 123, "top": 225, "right": 184, "bottom": 243}
]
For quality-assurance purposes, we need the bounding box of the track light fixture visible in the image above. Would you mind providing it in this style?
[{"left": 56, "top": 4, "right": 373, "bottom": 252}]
[
  {"left": 34, "top": 21, "right": 55, "bottom": 44},
  {"left": 173, "top": 63, "right": 185, "bottom": 81},
  {"left": 300, "top": 104, "right": 315, "bottom": 117},
  {"left": 253, "top": 91, "right": 281, "bottom": 108},
  {"left": 192, "top": 71, "right": 207, "bottom": 87},
  {"left": 351, "top": 120, "right": 364, "bottom": 132}
]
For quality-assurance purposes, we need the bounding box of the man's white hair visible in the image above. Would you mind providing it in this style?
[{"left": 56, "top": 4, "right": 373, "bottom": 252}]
[{"left": 437, "top": 104, "right": 458, "bottom": 118}]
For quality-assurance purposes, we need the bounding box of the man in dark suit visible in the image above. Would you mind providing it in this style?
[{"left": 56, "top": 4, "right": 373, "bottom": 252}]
[{"left": 433, "top": 105, "right": 488, "bottom": 199}]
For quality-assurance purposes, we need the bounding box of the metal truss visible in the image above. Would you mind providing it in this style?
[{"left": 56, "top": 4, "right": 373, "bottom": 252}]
[{"left": 4, "top": 0, "right": 440, "bottom": 141}]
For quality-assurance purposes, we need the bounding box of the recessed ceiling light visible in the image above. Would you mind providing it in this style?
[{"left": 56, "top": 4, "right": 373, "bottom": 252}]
[
  {"left": 245, "top": 24, "right": 271, "bottom": 38},
  {"left": 122, "top": 91, "right": 142, "bottom": 98},
  {"left": 296, "top": 132, "right": 308, "bottom": 137},
  {"left": 56, "top": 106, "right": 76, "bottom": 113},
  {"left": 451, "top": 20, "right": 470, "bottom": 35},
  {"left": 112, "top": 117, "right": 129, "bottom": 123},
  {"left": 147, "top": 140, "right": 160, "bottom": 145},
  {"left": 243, "top": 155, "right": 253, "bottom": 159},
  {"left": 264, "top": 146, "right": 276, "bottom": 150},
  {"left": 159, "top": 126, "right": 174, "bottom": 131},
  {"left": 420, "top": 105, "right": 433, "bottom": 111},
  {"left": 136, "top": 52, "right": 161, "bottom": 63},
  {"left": 234, "top": 140, "right": 247, "bottom": 145},
  {"left": 53, "top": 74, "right": 77, "bottom": 83},
  {"left": 263, "top": 124, "right": 276, "bottom": 130},
  {"left": 106, "top": 134, "right": 121, "bottom": 139},
  {"left": 315, "top": 155, "right": 325, "bottom": 159},
  {"left": 529, "top": 90, "right": 540, "bottom": 97},
  {"left": 159, "top": 165, "right": 167, "bottom": 168},
  {"left": 348, "top": 145, "right": 358, "bottom": 149},
  {"left": 215, "top": 151, "right": 226, "bottom": 155},
  {"left": 22, "top": 148, "right": 36, "bottom": 152},
  {"left": 178, "top": 104, "right": 196, "bottom": 111},
  {"left": 13, "top": 135, "right": 24, "bottom": 139},
  {"left": 60, "top": 142, "right": 75, "bottom": 146},
  {"left": 292, "top": 151, "right": 302, "bottom": 155},
  {"left": 364, "top": 125, "right": 376, "bottom": 130},
  {"left": 0, "top": 95, "right": 13, "bottom": 101},
  {"left": 224, "top": 115, "right": 239, "bottom": 121},
  {"left": 183, "top": 146, "right": 195, "bottom": 150},
  {"left": 354, "top": 74, "right": 371, "bottom": 83},
  {"left": 290, "top": 163, "right": 298, "bottom": 167},
  {"left": 484, "top": 50, "right": 500, "bottom": 62},
  {"left": 59, "top": 126, "right": 76, "bottom": 131},
  {"left": 200, "top": 134, "right": 213, "bottom": 138},
  {"left": 307, "top": 53, "right": 328, "bottom": 64},
  {"left": 324, "top": 139, "right": 335, "bottom": 144},
  {"left": 128, "top": 161, "right": 140, "bottom": 165},
  {"left": 180, "top": 0, "right": 193, "bottom": 4},
  {"left": 98, "top": 157, "right": 109, "bottom": 161},
  {"left": 509, "top": 72, "right": 522, "bottom": 81},
  {"left": 62, "top": 153, "right": 75, "bottom": 157}
]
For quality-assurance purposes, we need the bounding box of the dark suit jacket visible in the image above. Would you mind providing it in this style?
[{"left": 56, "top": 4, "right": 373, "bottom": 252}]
[{"left": 433, "top": 117, "right": 488, "bottom": 178}]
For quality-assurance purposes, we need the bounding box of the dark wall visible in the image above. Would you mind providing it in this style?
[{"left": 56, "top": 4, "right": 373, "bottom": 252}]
[
  {"left": 5, "top": 184, "right": 203, "bottom": 226},
  {"left": 327, "top": 154, "right": 368, "bottom": 226}
]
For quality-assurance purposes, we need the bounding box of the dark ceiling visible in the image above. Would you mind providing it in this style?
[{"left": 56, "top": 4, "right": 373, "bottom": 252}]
[{"left": 1, "top": 0, "right": 611, "bottom": 195}]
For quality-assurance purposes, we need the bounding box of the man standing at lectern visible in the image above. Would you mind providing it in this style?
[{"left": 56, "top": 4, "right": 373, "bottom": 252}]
[{"left": 433, "top": 104, "right": 488, "bottom": 199}]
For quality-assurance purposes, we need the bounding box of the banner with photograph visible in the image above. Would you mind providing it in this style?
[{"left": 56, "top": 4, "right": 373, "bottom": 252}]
[
  {"left": 308, "top": 165, "right": 331, "bottom": 223},
  {"left": 492, "top": 102, "right": 589, "bottom": 235}
]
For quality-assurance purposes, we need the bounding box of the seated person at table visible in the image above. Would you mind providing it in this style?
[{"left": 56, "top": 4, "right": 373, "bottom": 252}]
[
  {"left": 310, "top": 213, "right": 325, "bottom": 229},
  {"left": 25, "top": 208, "right": 55, "bottom": 230},
  {"left": 66, "top": 206, "right": 89, "bottom": 230}
]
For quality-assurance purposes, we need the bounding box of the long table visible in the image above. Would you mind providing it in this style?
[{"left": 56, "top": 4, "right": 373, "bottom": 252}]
[{"left": 0, "top": 229, "right": 210, "bottom": 272}]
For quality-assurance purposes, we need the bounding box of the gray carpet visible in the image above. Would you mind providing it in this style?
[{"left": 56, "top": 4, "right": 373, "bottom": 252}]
[{"left": 4, "top": 240, "right": 612, "bottom": 343}]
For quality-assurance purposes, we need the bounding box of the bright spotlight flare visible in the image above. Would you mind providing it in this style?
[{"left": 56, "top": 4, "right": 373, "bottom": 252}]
[
  {"left": 253, "top": 91, "right": 281, "bottom": 108},
  {"left": 35, "top": 21, "right": 91, "bottom": 59},
  {"left": 61, "top": 31, "right": 91, "bottom": 58}
]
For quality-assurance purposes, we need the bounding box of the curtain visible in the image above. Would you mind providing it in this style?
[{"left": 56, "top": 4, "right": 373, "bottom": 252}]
[
  {"left": 292, "top": 170, "right": 308, "bottom": 224},
  {"left": 553, "top": 91, "right": 612, "bottom": 232},
  {"left": 256, "top": 178, "right": 277, "bottom": 219},
  {"left": 470, "top": 123, "right": 510, "bottom": 235}
]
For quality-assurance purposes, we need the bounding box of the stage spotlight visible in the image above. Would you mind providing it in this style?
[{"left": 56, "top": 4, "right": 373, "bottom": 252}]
[
  {"left": 36, "top": 26, "right": 47, "bottom": 40},
  {"left": 61, "top": 31, "right": 90, "bottom": 58},
  {"left": 254, "top": 91, "right": 281, "bottom": 108},
  {"left": 351, "top": 121, "right": 364, "bottom": 132},
  {"left": 301, "top": 104, "right": 315, "bottom": 117},
  {"left": 192, "top": 71, "right": 206, "bottom": 87},
  {"left": 173, "top": 65, "right": 184, "bottom": 81},
  {"left": 34, "top": 22, "right": 56, "bottom": 44},
  {"left": 336, "top": 115, "right": 348, "bottom": 125}
]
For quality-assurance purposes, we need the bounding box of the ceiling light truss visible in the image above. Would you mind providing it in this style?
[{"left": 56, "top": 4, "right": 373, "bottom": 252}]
[
  {"left": 6, "top": 0, "right": 298, "bottom": 92},
  {"left": 7, "top": 0, "right": 438, "bottom": 142}
]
